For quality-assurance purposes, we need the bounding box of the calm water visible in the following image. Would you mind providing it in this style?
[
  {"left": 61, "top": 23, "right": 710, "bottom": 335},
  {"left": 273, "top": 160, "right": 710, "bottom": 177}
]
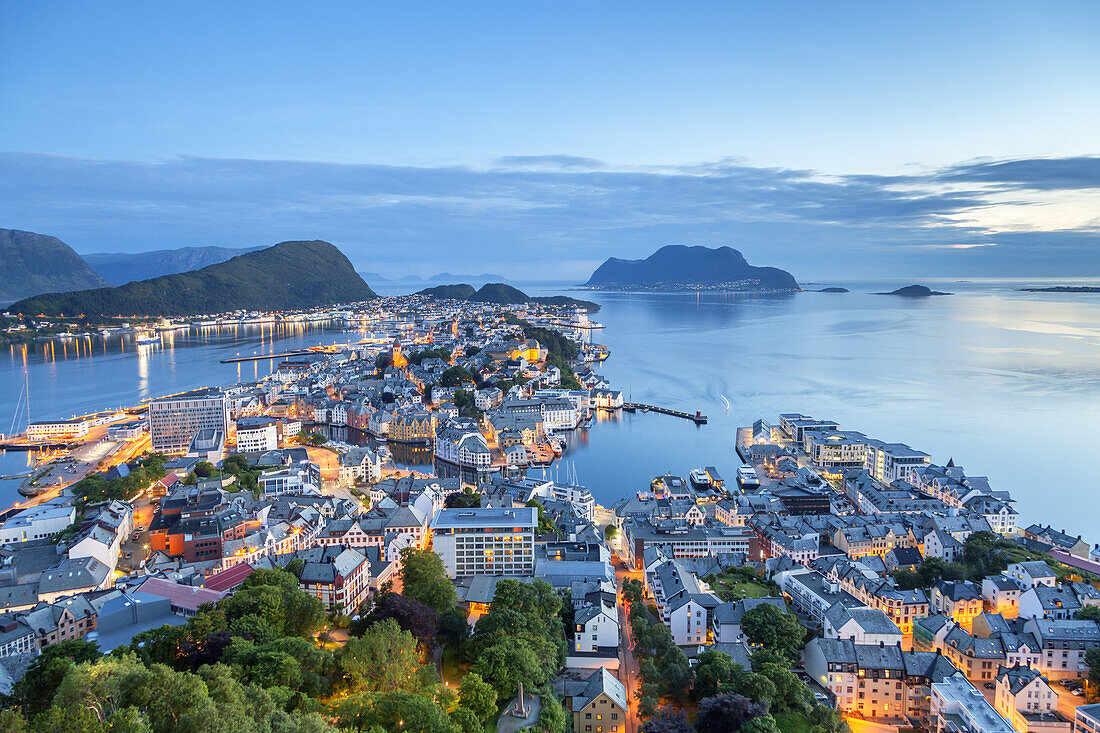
[{"left": 3, "top": 280, "right": 1099, "bottom": 540}]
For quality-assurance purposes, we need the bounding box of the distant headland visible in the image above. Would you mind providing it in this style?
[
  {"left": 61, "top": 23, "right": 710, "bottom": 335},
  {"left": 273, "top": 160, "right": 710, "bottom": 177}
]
[{"left": 874, "top": 285, "right": 952, "bottom": 297}]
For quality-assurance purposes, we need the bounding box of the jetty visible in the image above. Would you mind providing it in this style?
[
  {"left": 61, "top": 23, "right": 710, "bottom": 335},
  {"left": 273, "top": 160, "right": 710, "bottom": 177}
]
[
  {"left": 622, "top": 403, "right": 707, "bottom": 424},
  {"left": 219, "top": 349, "right": 316, "bottom": 364}
]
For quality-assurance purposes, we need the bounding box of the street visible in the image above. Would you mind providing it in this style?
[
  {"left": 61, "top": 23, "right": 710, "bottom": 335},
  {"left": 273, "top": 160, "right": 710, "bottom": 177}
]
[{"left": 615, "top": 556, "right": 643, "bottom": 733}]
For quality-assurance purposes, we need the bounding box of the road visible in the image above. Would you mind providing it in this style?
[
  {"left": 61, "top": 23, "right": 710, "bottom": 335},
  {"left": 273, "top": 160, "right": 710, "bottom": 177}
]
[{"left": 615, "top": 556, "right": 644, "bottom": 733}]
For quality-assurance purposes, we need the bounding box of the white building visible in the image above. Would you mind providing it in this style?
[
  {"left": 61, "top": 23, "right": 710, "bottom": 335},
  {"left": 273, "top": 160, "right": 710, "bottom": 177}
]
[
  {"left": 0, "top": 501, "right": 76, "bottom": 545},
  {"left": 260, "top": 462, "right": 321, "bottom": 497},
  {"left": 434, "top": 426, "right": 492, "bottom": 470},
  {"left": 235, "top": 416, "right": 279, "bottom": 453},
  {"left": 431, "top": 507, "right": 537, "bottom": 578},
  {"left": 574, "top": 600, "right": 619, "bottom": 652},
  {"left": 26, "top": 418, "right": 90, "bottom": 441},
  {"left": 339, "top": 447, "right": 382, "bottom": 487},
  {"left": 149, "top": 388, "right": 229, "bottom": 454},
  {"left": 930, "top": 673, "right": 1015, "bottom": 733}
]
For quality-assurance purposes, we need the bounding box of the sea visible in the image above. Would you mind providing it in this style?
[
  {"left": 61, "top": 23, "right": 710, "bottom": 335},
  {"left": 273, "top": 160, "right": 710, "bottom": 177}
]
[{"left": 3, "top": 278, "right": 1099, "bottom": 541}]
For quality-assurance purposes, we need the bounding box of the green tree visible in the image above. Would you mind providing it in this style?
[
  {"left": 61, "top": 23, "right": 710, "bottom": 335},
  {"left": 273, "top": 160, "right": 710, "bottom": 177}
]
[
  {"left": 400, "top": 547, "right": 457, "bottom": 613},
  {"left": 742, "top": 714, "right": 783, "bottom": 733},
  {"left": 458, "top": 672, "right": 498, "bottom": 722},
  {"left": 604, "top": 524, "right": 619, "bottom": 541},
  {"left": 1087, "top": 648, "right": 1100, "bottom": 703},
  {"left": 533, "top": 689, "right": 567, "bottom": 733},
  {"left": 333, "top": 691, "right": 457, "bottom": 732},
  {"left": 338, "top": 619, "right": 431, "bottom": 695},
  {"left": 526, "top": 498, "right": 557, "bottom": 535},
  {"left": 1077, "top": 606, "right": 1100, "bottom": 622},
  {"left": 12, "top": 638, "right": 101, "bottom": 714},
  {"left": 194, "top": 461, "right": 218, "bottom": 478},
  {"left": 741, "top": 604, "right": 805, "bottom": 663}
]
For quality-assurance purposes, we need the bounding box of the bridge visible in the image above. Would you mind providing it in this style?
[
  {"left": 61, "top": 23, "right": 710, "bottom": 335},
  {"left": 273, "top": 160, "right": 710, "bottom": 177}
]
[{"left": 622, "top": 403, "right": 707, "bottom": 424}]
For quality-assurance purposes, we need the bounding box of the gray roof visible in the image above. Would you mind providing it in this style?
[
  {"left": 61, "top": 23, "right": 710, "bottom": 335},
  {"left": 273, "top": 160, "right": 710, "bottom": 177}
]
[{"left": 571, "top": 668, "right": 627, "bottom": 712}]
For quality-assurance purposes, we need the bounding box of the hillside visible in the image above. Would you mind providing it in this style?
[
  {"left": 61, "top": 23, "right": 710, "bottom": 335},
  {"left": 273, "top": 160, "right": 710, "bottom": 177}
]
[
  {"left": 585, "top": 245, "right": 798, "bottom": 291},
  {"left": 417, "top": 284, "right": 478, "bottom": 299},
  {"left": 417, "top": 282, "right": 600, "bottom": 312},
  {"left": 0, "top": 229, "right": 110, "bottom": 302},
  {"left": 83, "top": 245, "right": 263, "bottom": 285},
  {"left": 9, "top": 240, "right": 377, "bottom": 317},
  {"left": 428, "top": 271, "right": 508, "bottom": 282}
]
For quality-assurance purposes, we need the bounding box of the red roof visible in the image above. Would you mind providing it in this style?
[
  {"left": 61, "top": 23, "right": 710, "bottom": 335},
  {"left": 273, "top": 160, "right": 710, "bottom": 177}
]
[
  {"left": 1050, "top": 550, "right": 1100, "bottom": 576},
  {"left": 204, "top": 562, "right": 256, "bottom": 593},
  {"left": 133, "top": 577, "right": 225, "bottom": 611},
  {"left": 159, "top": 473, "right": 180, "bottom": 488}
]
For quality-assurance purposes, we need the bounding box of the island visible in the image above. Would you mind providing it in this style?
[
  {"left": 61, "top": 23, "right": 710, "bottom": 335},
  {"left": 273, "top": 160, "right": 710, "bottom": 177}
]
[
  {"left": 814, "top": 287, "right": 849, "bottom": 293},
  {"left": 874, "top": 284, "right": 952, "bottom": 296},
  {"left": 1017, "top": 286, "right": 1100, "bottom": 293},
  {"left": 7, "top": 240, "right": 377, "bottom": 318},
  {"left": 584, "top": 244, "right": 799, "bottom": 292},
  {"left": 417, "top": 282, "right": 601, "bottom": 312}
]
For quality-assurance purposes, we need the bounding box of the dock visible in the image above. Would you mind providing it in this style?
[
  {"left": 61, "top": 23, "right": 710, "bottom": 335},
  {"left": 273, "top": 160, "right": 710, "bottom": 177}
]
[
  {"left": 622, "top": 403, "right": 707, "bottom": 424},
  {"left": 219, "top": 349, "right": 316, "bottom": 364}
]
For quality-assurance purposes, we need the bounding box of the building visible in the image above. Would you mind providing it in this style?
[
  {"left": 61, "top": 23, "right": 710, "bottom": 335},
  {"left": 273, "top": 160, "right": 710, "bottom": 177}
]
[
  {"left": 1022, "top": 618, "right": 1100, "bottom": 681},
  {"left": 388, "top": 409, "right": 437, "bottom": 444},
  {"left": 993, "top": 664, "right": 1066, "bottom": 733},
  {"left": 338, "top": 447, "right": 382, "bottom": 487},
  {"left": 930, "top": 673, "right": 1015, "bottom": 733},
  {"left": 26, "top": 417, "right": 90, "bottom": 441},
  {"left": 564, "top": 668, "right": 627, "bottom": 733},
  {"left": 431, "top": 507, "right": 537, "bottom": 578},
  {"left": 235, "top": 416, "right": 279, "bottom": 453},
  {"left": 1075, "top": 705, "right": 1100, "bottom": 733},
  {"left": 106, "top": 419, "right": 146, "bottom": 441},
  {"left": 294, "top": 546, "right": 372, "bottom": 613},
  {"left": 0, "top": 501, "right": 76, "bottom": 545},
  {"left": 149, "top": 388, "right": 229, "bottom": 455},
  {"left": 259, "top": 462, "right": 321, "bottom": 497}
]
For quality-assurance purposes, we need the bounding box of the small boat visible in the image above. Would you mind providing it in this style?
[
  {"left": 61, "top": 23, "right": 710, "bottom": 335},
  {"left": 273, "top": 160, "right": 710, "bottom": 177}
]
[{"left": 134, "top": 330, "right": 160, "bottom": 345}]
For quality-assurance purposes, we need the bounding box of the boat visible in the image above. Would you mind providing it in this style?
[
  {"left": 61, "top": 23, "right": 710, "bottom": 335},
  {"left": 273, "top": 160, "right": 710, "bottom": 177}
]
[
  {"left": 736, "top": 464, "right": 760, "bottom": 490},
  {"left": 134, "top": 330, "right": 160, "bottom": 345},
  {"left": 689, "top": 468, "right": 711, "bottom": 491}
]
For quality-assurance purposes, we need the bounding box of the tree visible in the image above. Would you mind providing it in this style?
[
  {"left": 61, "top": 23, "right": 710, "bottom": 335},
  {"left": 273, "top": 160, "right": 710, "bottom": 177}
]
[
  {"left": 755, "top": 662, "right": 811, "bottom": 715},
  {"left": 458, "top": 672, "right": 498, "bottom": 722},
  {"left": 12, "top": 639, "right": 101, "bottom": 714},
  {"left": 622, "top": 578, "right": 644, "bottom": 607},
  {"left": 339, "top": 619, "right": 431, "bottom": 695},
  {"left": 741, "top": 714, "right": 783, "bottom": 733},
  {"left": 358, "top": 593, "right": 438, "bottom": 647},
  {"left": 333, "top": 691, "right": 457, "bottom": 732},
  {"left": 741, "top": 604, "right": 805, "bottom": 663},
  {"left": 1087, "top": 648, "right": 1100, "bottom": 703},
  {"left": 695, "top": 693, "right": 769, "bottom": 733},
  {"left": 437, "top": 607, "right": 471, "bottom": 649},
  {"left": 445, "top": 488, "right": 482, "bottom": 508},
  {"left": 604, "top": 524, "right": 619, "bottom": 541},
  {"left": 1077, "top": 606, "right": 1100, "bottom": 622},
  {"left": 693, "top": 650, "right": 740, "bottom": 700},
  {"left": 194, "top": 461, "right": 218, "bottom": 478},
  {"left": 400, "top": 547, "right": 457, "bottom": 613},
  {"left": 656, "top": 646, "right": 693, "bottom": 701},
  {"left": 534, "top": 689, "right": 567, "bottom": 733},
  {"left": 526, "top": 498, "right": 557, "bottom": 535},
  {"left": 641, "top": 709, "right": 692, "bottom": 732},
  {"left": 221, "top": 568, "right": 324, "bottom": 638}
]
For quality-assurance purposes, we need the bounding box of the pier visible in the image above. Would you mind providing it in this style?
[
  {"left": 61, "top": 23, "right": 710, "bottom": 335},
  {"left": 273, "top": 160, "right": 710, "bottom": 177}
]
[
  {"left": 622, "top": 403, "right": 707, "bottom": 424},
  {"left": 219, "top": 349, "right": 316, "bottom": 364}
]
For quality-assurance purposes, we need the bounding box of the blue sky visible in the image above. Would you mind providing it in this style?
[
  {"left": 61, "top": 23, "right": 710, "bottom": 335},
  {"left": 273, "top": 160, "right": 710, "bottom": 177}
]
[{"left": 2, "top": 1, "right": 1099, "bottom": 279}]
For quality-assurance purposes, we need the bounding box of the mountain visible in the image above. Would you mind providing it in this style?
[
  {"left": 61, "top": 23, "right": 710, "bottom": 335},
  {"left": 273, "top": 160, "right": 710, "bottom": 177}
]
[
  {"left": 83, "top": 246, "right": 263, "bottom": 285},
  {"left": 874, "top": 285, "right": 951, "bottom": 296},
  {"left": 358, "top": 271, "right": 390, "bottom": 282},
  {"left": 428, "top": 272, "right": 508, "bottom": 282},
  {"left": 0, "top": 229, "right": 110, "bottom": 302},
  {"left": 585, "top": 245, "right": 798, "bottom": 291},
  {"left": 9, "top": 240, "right": 377, "bottom": 317},
  {"left": 417, "top": 282, "right": 600, "bottom": 312},
  {"left": 417, "top": 284, "right": 477, "bottom": 299}
]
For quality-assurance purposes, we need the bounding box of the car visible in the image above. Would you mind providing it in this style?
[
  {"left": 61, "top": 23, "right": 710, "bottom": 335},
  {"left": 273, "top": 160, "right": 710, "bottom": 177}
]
[
  {"left": 983, "top": 682, "right": 995, "bottom": 690},
  {"left": 813, "top": 692, "right": 829, "bottom": 702},
  {"left": 125, "top": 552, "right": 133, "bottom": 559},
  {"left": 1073, "top": 689, "right": 1084, "bottom": 697}
]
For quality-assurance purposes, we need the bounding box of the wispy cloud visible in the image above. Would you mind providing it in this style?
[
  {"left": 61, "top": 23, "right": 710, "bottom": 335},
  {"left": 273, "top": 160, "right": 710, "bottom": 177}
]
[{"left": 0, "top": 152, "right": 1097, "bottom": 279}]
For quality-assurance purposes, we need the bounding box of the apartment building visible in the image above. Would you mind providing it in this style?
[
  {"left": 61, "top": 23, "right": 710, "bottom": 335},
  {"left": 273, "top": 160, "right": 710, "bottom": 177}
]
[
  {"left": 148, "top": 388, "right": 229, "bottom": 454},
  {"left": 431, "top": 507, "right": 537, "bottom": 578}
]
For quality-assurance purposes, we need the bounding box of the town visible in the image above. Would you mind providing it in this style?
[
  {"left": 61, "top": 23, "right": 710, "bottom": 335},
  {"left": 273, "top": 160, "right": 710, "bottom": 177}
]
[{"left": 0, "top": 296, "right": 1097, "bottom": 733}]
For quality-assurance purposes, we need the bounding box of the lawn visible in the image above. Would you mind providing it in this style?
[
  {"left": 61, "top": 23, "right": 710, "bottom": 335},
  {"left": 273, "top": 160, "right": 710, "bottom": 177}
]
[
  {"left": 774, "top": 711, "right": 812, "bottom": 733},
  {"left": 710, "top": 575, "right": 773, "bottom": 601}
]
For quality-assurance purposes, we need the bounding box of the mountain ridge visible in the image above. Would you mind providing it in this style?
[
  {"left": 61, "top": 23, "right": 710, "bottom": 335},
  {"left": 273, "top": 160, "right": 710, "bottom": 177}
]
[
  {"left": 9, "top": 240, "right": 376, "bottom": 317},
  {"left": 83, "top": 246, "right": 264, "bottom": 285},
  {"left": 417, "top": 282, "right": 600, "bottom": 312}
]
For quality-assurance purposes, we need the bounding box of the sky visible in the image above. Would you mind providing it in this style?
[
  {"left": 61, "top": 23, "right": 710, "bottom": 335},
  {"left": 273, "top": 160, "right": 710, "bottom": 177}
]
[{"left": 2, "top": 1, "right": 1099, "bottom": 280}]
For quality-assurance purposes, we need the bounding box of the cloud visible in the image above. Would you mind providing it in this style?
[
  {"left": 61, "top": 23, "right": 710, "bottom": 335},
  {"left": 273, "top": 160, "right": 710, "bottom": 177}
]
[{"left": 0, "top": 152, "right": 1098, "bottom": 279}]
